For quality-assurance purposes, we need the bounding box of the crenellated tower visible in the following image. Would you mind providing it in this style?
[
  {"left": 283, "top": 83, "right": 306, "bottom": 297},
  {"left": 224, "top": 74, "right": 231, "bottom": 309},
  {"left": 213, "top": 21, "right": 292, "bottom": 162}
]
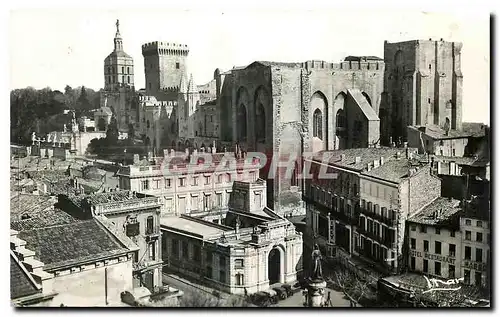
[{"left": 141, "top": 41, "right": 189, "bottom": 99}]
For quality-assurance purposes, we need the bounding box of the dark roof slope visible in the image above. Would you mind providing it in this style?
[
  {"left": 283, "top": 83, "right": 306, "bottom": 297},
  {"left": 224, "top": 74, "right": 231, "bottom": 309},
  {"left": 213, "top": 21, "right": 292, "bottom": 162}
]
[
  {"left": 18, "top": 219, "right": 129, "bottom": 271},
  {"left": 10, "top": 255, "right": 40, "bottom": 299},
  {"left": 344, "top": 56, "right": 383, "bottom": 61},
  {"left": 11, "top": 208, "right": 80, "bottom": 232},
  {"left": 408, "top": 197, "right": 462, "bottom": 226}
]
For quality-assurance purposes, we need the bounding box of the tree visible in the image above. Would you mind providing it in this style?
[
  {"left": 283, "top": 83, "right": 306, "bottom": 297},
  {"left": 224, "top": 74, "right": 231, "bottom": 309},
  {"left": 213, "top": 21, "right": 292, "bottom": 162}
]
[
  {"left": 106, "top": 115, "right": 119, "bottom": 143},
  {"left": 325, "top": 268, "right": 376, "bottom": 307}
]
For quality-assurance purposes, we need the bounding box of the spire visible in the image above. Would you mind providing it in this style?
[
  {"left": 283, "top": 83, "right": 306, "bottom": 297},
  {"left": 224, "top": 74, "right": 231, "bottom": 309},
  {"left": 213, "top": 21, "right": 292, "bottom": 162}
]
[
  {"left": 187, "top": 74, "right": 197, "bottom": 93},
  {"left": 114, "top": 19, "right": 123, "bottom": 51},
  {"left": 179, "top": 73, "right": 188, "bottom": 94}
]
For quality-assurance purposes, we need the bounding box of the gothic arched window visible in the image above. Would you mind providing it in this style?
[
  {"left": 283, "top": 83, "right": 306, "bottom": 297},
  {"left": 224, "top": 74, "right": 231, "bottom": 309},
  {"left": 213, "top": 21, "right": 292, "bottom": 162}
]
[
  {"left": 237, "top": 104, "right": 247, "bottom": 141},
  {"left": 313, "top": 109, "right": 323, "bottom": 139},
  {"left": 127, "top": 76, "right": 130, "bottom": 84},
  {"left": 256, "top": 103, "right": 266, "bottom": 141}
]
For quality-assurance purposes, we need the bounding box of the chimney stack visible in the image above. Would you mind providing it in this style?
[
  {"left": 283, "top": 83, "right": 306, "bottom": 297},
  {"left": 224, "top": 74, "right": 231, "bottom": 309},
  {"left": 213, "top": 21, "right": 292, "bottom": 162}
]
[
  {"left": 373, "top": 159, "right": 380, "bottom": 168},
  {"left": 367, "top": 162, "right": 372, "bottom": 172},
  {"left": 170, "top": 149, "right": 175, "bottom": 156},
  {"left": 355, "top": 156, "right": 361, "bottom": 164},
  {"left": 380, "top": 156, "right": 384, "bottom": 165},
  {"left": 396, "top": 152, "right": 401, "bottom": 159},
  {"left": 163, "top": 149, "right": 169, "bottom": 159},
  {"left": 340, "top": 154, "right": 346, "bottom": 161}
]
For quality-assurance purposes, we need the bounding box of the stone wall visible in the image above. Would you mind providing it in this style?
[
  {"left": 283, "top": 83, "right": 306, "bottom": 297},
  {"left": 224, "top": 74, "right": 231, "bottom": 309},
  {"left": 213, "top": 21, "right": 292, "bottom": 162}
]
[
  {"left": 40, "top": 258, "right": 134, "bottom": 307},
  {"left": 383, "top": 39, "right": 463, "bottom": 141}
]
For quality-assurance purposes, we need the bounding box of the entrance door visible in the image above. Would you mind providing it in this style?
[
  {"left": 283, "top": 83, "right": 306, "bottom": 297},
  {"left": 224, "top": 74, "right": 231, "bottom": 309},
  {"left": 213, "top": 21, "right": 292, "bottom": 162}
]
[{"left": 268, "top": 248, "right": 281, "bottom": 284}]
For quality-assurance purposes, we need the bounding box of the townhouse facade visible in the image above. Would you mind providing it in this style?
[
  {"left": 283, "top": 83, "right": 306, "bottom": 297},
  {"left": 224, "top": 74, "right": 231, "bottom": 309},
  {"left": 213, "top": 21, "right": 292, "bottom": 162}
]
[{"left": 116, "top": 151, "right": 260, "bottom": 221}]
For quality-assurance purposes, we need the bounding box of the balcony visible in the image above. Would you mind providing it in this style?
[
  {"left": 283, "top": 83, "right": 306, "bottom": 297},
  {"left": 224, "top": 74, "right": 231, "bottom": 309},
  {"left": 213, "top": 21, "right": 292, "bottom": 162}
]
[
  {"left": 356, "top": 227, "right": 381, "bottom": 243},
  {"left": 361, "top": 208, "right": 398, "bottom": 228},
  {"left": 145, "top": 228, "right": 161, "bottom": 239},
  {"left": 94, "top": 196, "right": 162, "bottom": 215}
]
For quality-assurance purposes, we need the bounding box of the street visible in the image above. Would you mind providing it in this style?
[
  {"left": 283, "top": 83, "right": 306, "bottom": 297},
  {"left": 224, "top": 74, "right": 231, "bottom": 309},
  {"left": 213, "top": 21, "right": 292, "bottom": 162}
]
[
  {"left": 276, "top": 287, "right": 352, "bottom": 307},
  {"left": 163, "top": 272, "right": 352, "bottom": 307}
]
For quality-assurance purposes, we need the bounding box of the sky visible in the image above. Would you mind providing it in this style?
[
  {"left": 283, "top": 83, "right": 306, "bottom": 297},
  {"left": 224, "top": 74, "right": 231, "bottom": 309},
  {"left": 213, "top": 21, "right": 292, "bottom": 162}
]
[{"left": 9, "top": 8, "right": 490, "bottom": 124}]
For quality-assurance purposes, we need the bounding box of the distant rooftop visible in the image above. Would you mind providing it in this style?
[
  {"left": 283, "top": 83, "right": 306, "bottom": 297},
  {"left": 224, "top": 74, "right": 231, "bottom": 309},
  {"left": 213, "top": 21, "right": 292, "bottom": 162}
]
[
  {"left": 311, "top": 147, "right": 409, "bottom": 171},
  {"left": 11, "top": 208, "right": 81, "bottom": 232},
  {"left": 408, "top": 197, "right": 462, "bottom": 226},
  {"left": 408, "top": 125, "right": 473, "bottom": 140},
  {"left": 362, "top": 156, "right": 429, "bottom": 184},
  {"left": 10, "top": 194, "right": 56, "bottom": 221},
  {"left": 18, "top": 219, "right": 130, "bottom": 271},
  {"left": 344, "top": 56, "right": 383, "bottom": 61}
]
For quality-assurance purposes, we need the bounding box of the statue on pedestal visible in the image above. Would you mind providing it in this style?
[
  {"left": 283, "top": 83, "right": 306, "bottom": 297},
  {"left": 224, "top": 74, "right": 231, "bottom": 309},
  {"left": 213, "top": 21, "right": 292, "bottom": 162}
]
[
  {"left": 311, "top": 244, "right": 323, "bottom": 281},
  {"left": 31, "top": 132, "right": 36, "bottom": 145}
]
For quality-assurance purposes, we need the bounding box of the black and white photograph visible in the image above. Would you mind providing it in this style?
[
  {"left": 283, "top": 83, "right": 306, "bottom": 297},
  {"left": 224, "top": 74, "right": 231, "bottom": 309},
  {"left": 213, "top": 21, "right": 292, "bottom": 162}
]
[{"left": 8, "top": 3, "right": 491, "bottom": 308}]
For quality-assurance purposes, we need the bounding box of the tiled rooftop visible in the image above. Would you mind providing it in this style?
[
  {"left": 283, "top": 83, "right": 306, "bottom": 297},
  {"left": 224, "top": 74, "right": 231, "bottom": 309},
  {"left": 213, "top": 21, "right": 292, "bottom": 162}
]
[
  {"left": 408, "top": 197, "right": 462, "bottom": 226},
  {"left": 18, "top": 219, "right": 130, "bottom": 271},
  {"left": 10, "top": 194, "right": 56, "bottom": 218},
  {"left": 362, "top": 157, "right": 429, "bottom": 183},
  {"left": 10, "top": 254, "right": 40, "bottom": 300},
  {"left": 311, "top": 147, "right": 410, "bottom": 171},
  {"left": 10, "top": 208, "right": 81, "bottom": 232},
  {"left": 82, "top": 190, "right": 138, "bottom": 205},
  {"left": 408, "top": 125, "right": 473, "bottom": 140},
  {"left": 432, "top": 155, "right": 477, "bottom": 165}
]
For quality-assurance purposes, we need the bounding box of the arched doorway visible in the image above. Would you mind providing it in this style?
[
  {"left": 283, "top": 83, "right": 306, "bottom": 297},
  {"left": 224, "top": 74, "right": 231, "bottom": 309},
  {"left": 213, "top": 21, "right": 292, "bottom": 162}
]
[
  {"left": 268, "top": 247, "right": 281, "bottom": 285},
  {"left": 97, "top": 118, "right": 106, "bottom": 132}
]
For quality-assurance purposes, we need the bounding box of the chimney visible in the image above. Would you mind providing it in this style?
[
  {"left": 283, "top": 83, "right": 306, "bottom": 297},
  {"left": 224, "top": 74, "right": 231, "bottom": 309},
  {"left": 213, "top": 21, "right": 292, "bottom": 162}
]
[
  {"left": 355, "top": 156, "right": 361, "bottom": 164},
  {"left": 366, "top": 162, "right": 372, "bottom": 172},
  {"left": 380, "top": 156, "right": 384, "bottom": 165},
  {"left": 212, "top": 141, "right": 217, "bottom": 154},
  {"left": 404, "top": 142, "right": 408, "bottom": 148},
  {"left": 389, "top": 136, "right": 393, "bottom": 146},
  {"left": 147, "top": 152, "right": 153, "bottom": 162},
  {"left": 170, "top": 149, "right": 175, "bottom": 156},
  {"left": 163, "top": 149, "right": 169, "bottom": 159},
  {"left": 373, "top": 159, "right": 380, "bottom": 168},
  {"left": 133, "top": 154, "right": 139, "bottom": 165},
  {"left": 340, "top": 154, "right": 346, "bottom": 161},
  {"left": 396, "top": 152, "right": 401, "bottom": 159}
]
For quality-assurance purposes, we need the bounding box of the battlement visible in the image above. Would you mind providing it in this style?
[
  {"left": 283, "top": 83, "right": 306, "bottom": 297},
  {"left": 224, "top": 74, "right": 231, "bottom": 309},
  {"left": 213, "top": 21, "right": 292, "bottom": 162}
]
[
  {"left": 139, "top": 95, "right": 177, "bottom": 107},
  {"left": 142, "top": 41, "right": 190, "bottom": 56},
  {"left": 384, "top": 38, "right": 463, "bottom": 48},
  {"left": 301, "top": 59, "right": 385, "bottom": 72}
]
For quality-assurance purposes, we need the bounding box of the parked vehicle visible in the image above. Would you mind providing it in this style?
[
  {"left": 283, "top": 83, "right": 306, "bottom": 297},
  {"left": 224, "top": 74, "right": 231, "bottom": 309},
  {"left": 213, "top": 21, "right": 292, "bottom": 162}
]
[
  {"left": 262, "top": 289, "right": 279, "bottom": 304},
  {"left": 293, "top": 278, "right": 309, "bottom": 290},
  {"left": 281, "top": 284, "right": 294, "bottom": 297},
  {"left": 250, "top": 291, "right": 273, "bottom": 307},
  {"left": 272, "top": 287, "right": 288, "bottom": 300}
]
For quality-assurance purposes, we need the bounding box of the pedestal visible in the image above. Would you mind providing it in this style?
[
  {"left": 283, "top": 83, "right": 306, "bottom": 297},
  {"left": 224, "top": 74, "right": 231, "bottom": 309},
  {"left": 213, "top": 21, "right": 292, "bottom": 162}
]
[{"left": 307, "top": 279, "right": 327, "bottom": 307}]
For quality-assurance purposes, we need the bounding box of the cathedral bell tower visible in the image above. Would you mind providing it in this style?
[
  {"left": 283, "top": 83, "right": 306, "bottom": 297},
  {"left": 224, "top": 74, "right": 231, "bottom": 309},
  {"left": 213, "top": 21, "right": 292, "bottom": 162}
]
[{"left": 103, "top": 19, "right": 134, "bottom": 91}]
